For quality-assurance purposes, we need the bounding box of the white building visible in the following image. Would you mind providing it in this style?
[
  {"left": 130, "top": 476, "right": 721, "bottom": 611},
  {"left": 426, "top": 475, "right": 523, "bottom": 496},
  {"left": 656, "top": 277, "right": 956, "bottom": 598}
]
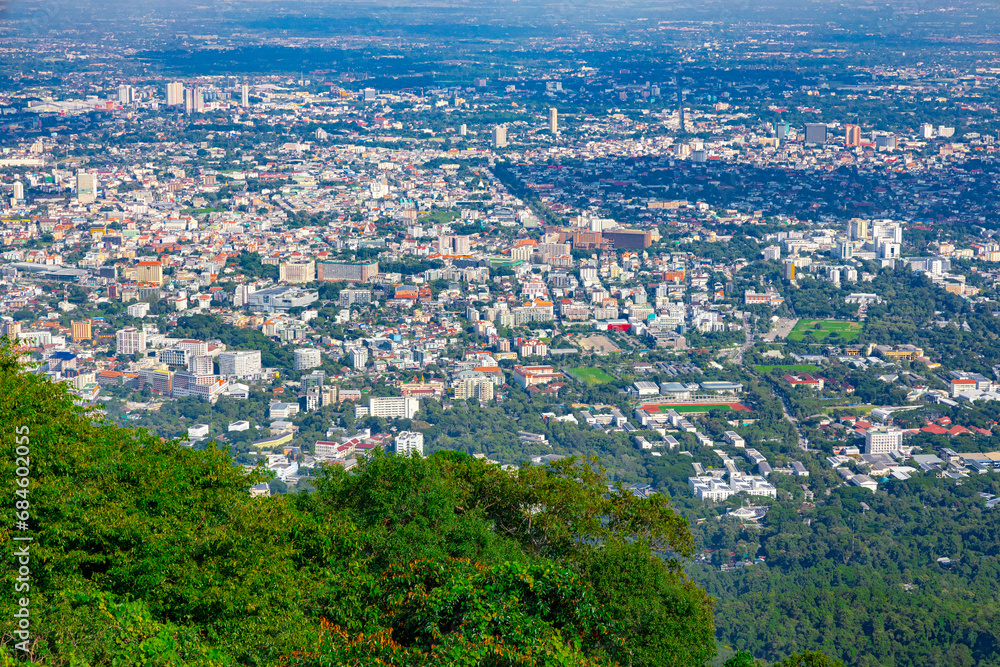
[
  {"left": 219, "top": 350, "right": 262, "bottom": 378},
  {"left": 350, "top": 347, "right": 369, "bottom": 369},
  {"left": 294, "top": 348, "right": 322, "bottom": 371},
  {"left": 864, "top": 426, "right": 904, "bottom": 454},
  {"left": 116, "top": 327, "right": 146, "bottom": 355},
  {"left": 394, "top": 431, "right": 425, "bottom": 457},
  {"left": 368, "top": 396, "right": 420, "bottom": 420},
  {"left": 688, "top": 474, "right": 777, "bottom": 502}
]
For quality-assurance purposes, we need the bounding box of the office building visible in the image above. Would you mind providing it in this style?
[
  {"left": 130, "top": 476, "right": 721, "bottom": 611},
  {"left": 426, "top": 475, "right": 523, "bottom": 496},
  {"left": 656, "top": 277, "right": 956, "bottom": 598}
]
[
  {"left": 317, "top": 261, "right": 378, "bottom": 283},
  {"left": 71, "top": 319, "right": 92, "bottom": 343},
  {"left": 166, "top": 82, "right": 184, "bottom": 106},
  {"left": 864, "top": 426, "right": 904, "bottom": 454},
  {"left": 219, "top": 350, "right": 261, "bottom": 378},
  {"left": 394, "top": 431, "right": 424, "bottom": 457},
  {"left": 77, "top": 171, "right": 98, "bottom": 204},
  {"left": 294, "top": 348, "right": 322, "bottom": 371},
  {"left": 804, "top": 123, "right": 827, "bottom": 145},
  {"left": 845, "top": 124, "right": 861, "bottom": 147},
  {"left": 368, "top": 396, "right": 420, "bottom": 420},
  {"left": 548, "top": 108, "right": 558, "bottom": 134},
  {"left": 837, "top": 242, "right": 854, "bottom": 260},
  {"left": 492, "top": 125, "right": 508, "bottom": 149},
  {"left": 116, "top": 327, "right": 146, "bottom": 355},
  {"left": 279, "top": 261, "right": 316, "bottom": 283},
  {"left": 363, "top": 87, "right": 377, "bottom": 102}
]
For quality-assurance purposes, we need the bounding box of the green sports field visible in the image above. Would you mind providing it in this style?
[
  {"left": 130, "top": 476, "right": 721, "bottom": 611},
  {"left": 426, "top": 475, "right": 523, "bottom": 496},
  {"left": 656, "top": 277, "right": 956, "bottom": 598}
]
[
  {"left": 755, "top": 364, "right": 820, "bottom": 374},
  {"left": 568, "top": 367, "right": 616, "bottom": 385},
  {"left": 788, "top": 319, "right": 862, "bottom": 342}
]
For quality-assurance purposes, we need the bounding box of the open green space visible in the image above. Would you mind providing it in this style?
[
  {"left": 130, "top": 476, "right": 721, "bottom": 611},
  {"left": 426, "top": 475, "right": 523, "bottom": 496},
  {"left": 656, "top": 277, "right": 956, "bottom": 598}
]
[
  {"left": 568, "top": 366, "right": 616, "bottom": 385},
  {"left": 788, "top": 319, "right": 862, "bottom": 342},
  {"left": 755, "top": 364, "right": 820, "bottom": 374}
]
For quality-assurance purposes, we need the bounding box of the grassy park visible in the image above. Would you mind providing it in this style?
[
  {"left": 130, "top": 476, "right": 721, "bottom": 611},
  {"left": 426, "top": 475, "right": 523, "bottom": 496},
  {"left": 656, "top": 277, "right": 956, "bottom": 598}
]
[{"left": 788, "top": 319, "right": 862, "bottom": 342}]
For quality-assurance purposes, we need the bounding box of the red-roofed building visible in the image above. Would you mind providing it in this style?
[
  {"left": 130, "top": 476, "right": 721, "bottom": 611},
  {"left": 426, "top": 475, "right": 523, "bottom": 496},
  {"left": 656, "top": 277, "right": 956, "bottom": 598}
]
[
  {"left": 783, "top": 373, "right": 824, "bottom": 390},
  {"left": 921, "top": 424, "right": 948, "bottom": 435}
]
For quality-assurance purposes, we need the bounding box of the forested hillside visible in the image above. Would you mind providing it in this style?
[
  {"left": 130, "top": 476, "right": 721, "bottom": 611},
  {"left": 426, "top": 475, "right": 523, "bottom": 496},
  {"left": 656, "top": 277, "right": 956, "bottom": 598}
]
[
  {"left": 0, "top": 344, "right": 725, "bottom": 666},
  {"left": 691, "top": 478, "right": 1000, "bottom": 666}
]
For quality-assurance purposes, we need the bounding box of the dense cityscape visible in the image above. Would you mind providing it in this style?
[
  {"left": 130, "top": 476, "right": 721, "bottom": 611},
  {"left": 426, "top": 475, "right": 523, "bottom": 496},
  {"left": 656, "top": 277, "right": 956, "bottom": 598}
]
[{"left": 3, "top": 1, "right": 1000, "bottom": 665}]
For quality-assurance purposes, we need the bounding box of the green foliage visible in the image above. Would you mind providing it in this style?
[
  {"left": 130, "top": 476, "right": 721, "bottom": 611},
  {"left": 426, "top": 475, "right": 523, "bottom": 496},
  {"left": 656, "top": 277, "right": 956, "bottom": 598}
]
[{"left": 0, "top": 344, "right": 724, "bottom": 667}]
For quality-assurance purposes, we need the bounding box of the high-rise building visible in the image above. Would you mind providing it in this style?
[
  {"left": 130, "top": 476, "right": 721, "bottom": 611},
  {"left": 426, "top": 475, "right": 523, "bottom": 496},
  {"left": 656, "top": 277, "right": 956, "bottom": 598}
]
[
  {"left": 71, "top": 319, "right": 92, "bottom": 343},
  {"left": 783, "top": 259, "right": 796, "bottom": 281},
  {"left": 350, "top": 347, "right": 369, "bottom": 369},
  {"left": 279, "top": 261, "right": 316, "bottom": 283},
  {"left": 492, "top": 125, "right": 508, "bottom": 149},
  {"left": 804, "top": 123, "right": 827, "bottom": 145},
  {"left": 848, "top": 218, "right": 870, "bottom": 241},
  {"left": 2, "top": 320, "right": 21, "bottom": 340},
  {"left": 135, "top": 261, "right": 164, "bottom": 285},
  {"left": 294, "top": 348, "right": 322, "bottom": 371},
  {"left": 459, "top": 123, "right": 467, "bottom": 136},
  {"left": 241, "top": 83, "right": 249, "bottom": 107},
  {"left": 185, "top": 87, "right": 203, "bottom": 114},
  {"left": 548, "top": 108, "right": 558, "bottom": 134},
  {"left": 117, "top": 85, "right": 135, "bottom": 105},
  {"left": 921, "top": 123, "right": 935, "bottom": 139},
  {"left": 233, "top": 284, "right": 256, "bottom": 307},
  {"left": 845, "top": 124, "right": 861, "bottom": 147},
  {"left": 394, "top": 431, "right": 424, "bottom": 457},
  {"left": 363, "top": 88, "right": 377, "bottom": 102},
  {"left": 837, "top": 242, "right": 854, "bottom": 260},
  {"left": 763, "top": 245, "right": 781, "bottom": 261},
  {"left": 77, "top": 171, "right": 97, "bottom": 204},
  {"left": 13, "top": 181, "right": 24, "bottom": 202},
  {"left": 166, "top": 82, "right": 184, "bottom": 106},
  {"left": 116, "top": 327, "right": 146, "bottom": 356},
  {"left": 865, "top": 426, "right": 904, "bottom": 454},
  {"left": 219, "top": 350, "right": 262, "bottom": 378},
  {"left": 188, "top": 355, "right": 214, "bottom": 376}
]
